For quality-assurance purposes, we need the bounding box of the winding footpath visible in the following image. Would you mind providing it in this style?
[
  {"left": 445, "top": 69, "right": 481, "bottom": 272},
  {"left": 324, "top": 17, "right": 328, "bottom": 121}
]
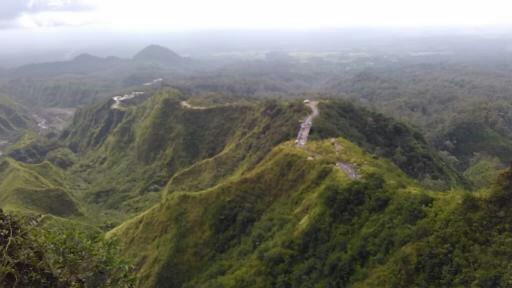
[
  {"left": 180, "top": 101, "right": 208, "bottom": 110},
  {"left": 336, "top": 162, "right": 359, "bottom": 179},
  {"left": 143, "top": 78, "right": 163, "bottom": 86},
  {"left": 111, "top": 78, "right": 163, "bottom": 109},
  {"left": 296, "top": 101, "right": 319, "bottom": 147},
  {"left": 332, "top": 138, "right": 360, "bottom": 180},
  {"left": 111, "top": 92, "right": 144, "bottom": 109}
]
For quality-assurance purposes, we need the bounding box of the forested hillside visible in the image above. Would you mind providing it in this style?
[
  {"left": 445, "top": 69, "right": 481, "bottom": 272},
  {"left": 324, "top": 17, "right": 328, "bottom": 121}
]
[
  {"left": 0, "top": 82, "right": 504, "bottom": 287},
  {"left": 2, "top": 41, "right": 512, "bottom": 287},
  {"left": 0, "top": 96, "right": 32, "bottom": 138},
  {"left": 110, "top": 130, "right": 512, "bottom": 288},
  {"left": 0, "top": 89, "right": 458, "bottom": 221}
]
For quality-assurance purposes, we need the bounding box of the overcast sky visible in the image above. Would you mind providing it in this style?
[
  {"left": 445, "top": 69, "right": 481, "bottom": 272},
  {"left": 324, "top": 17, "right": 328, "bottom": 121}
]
[
  {"left": 1, "top": 0, "right": 512, "bottom": 65},
  {"left": 1, "top": 0, "right": 512, "bottom": 30}
]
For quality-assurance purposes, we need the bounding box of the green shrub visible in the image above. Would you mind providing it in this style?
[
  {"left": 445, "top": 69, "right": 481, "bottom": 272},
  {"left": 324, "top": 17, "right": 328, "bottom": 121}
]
[{"left": 0, "top": 209, "right": 133, "bottom": 287}]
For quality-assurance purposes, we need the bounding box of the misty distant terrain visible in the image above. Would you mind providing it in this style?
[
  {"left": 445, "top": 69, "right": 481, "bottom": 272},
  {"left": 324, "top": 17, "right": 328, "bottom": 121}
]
[
  {"left": 3, "top": 28, "right": 512, "bottom": 287},
  {"left": 1, "top": 28, "right": 512, "bottom": 66}
]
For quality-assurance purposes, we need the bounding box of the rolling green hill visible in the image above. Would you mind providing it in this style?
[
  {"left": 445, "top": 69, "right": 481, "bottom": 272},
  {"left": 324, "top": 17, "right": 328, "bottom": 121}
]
[
  {"left": 0, "top": 45, "right": 189, "bottom": 109},
  {"left": 1, "top": 90, "right": 460, "bottom": 221},
  {"left": 60, "top": 92, "right": 460, "bottom": 221},
  {"left": 0, "top": 158, "right": 80, "bottom": 217},
  {"left": 109, "top": 135, "right": 512, "bottom": 287},
  {"left": 311, "top": 101, "right": 465, "bottom": 188},
  {"left": 1, "top": 89, "right": 499, "bottom": 287},
  {"left": 5, "top": 37, "right": 512, "bottom": 287},
  {"left": 108, "top": 138, "right": 417, "bottom": 287},
  {"left": 0, "top": 96, "right": 32, "bottom": 138}
]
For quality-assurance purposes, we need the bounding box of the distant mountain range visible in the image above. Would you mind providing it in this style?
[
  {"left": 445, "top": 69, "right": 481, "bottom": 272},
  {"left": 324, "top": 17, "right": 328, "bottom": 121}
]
[
  {"left": 0, "top": 45, "right": 191, "bottom": 108},
  {"left": 10, "top": 45, "right": 187, "bottom": 78}
]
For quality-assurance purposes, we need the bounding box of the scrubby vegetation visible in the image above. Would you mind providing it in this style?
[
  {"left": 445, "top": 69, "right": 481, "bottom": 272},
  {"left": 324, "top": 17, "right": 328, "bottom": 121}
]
[
  {"left": 0, "top": 210, "right": 133, "bottom": 287},
  {"left": 102, "top": 137, "right": 425, "bottom": 286},
  {"left": 1, "top": 90, "right": 459, "bottom": 224},
  {"left": 0, "top": 96, "right": 33, "bottom": 139},
  {"left": 2, "top": 43, "right": 512, "bottom": 287},
  {"left": 312, "top": 100, "right": 464, "bottom": 188},
  {"left": 2, "top": 83, "right": 510, "bottom": 287},
  {"left": 111, "top": 138, "right": 512, "bottom": 287},
  {"left": 361, "top": 167, "right": 512, "bottom": 287}
]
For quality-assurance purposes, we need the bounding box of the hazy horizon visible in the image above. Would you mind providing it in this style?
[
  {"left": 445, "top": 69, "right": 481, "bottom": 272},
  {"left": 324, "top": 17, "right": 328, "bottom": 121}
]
[
  {"left": 2, "top": 0, "right": 512, "bottom": 67},
  {"left": 1, "top": 27, "right": 512, "bottom": 67},
  {"left": 3, "top": 0, "right": 512, "bottom": 30}
]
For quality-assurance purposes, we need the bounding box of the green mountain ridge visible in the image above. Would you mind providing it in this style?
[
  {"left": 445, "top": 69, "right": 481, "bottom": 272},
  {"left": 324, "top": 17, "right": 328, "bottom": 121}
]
[
  {"left": 0, "top": 158, "right": 80, "bottom": 217},
  {"left": 108, "top": 138, "right": 416, "bottom": 287},
  {"left": 0, "top": 45, "right": 186, "bottom": 108},
  {"left": 110, "top": 136, "right": 512, "bottom": 287},
  {"left": 0, "top": 96, "right": 33, "bottom": 139},
  {"left": 4, "top": 34, "right": 512, "bottom": 287},
  {"left": 2, "top": 89, "right": 459, "bottom": 221},
  {"left": 1, "top": 89, "right": 497, "bottom": 287}
]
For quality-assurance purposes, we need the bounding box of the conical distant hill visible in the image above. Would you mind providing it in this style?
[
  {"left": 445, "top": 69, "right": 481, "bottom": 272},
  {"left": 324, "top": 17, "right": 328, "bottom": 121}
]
[{"left": 133, "top": 45, "right": 184, "bottom": 64}]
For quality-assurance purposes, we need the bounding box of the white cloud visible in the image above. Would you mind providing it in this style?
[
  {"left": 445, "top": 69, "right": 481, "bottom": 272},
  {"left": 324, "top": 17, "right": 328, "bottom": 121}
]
[
  {"left": 27, "top": 0, "right": 95, "bottom": 11},
  {"left": 3, "top": 0, "right": 512, "bottom": 30},
  {"left": 18, "top": 11, "right": 99, "bottom": 28},
  {"left": 0, "top": 0, "right": 97, "bottom": 28}
]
